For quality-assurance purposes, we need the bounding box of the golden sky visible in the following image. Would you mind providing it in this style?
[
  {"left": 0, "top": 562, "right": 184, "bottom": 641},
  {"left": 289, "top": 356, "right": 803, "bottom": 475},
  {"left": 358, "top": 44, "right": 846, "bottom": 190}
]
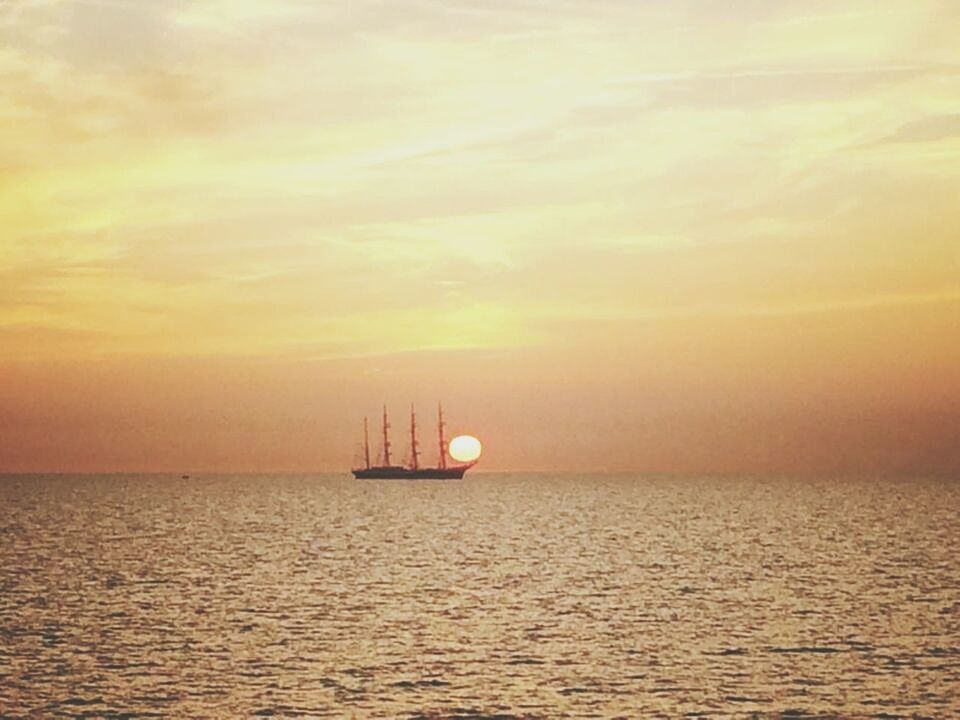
[{"left": 1, "top": 0, "right": 959, "bottom": 473}]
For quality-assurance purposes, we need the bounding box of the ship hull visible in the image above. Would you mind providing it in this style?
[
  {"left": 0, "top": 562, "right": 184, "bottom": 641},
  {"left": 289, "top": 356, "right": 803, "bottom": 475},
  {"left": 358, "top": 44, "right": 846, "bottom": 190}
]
[{"left": 352, "top": 464, "right": 474, "bottom": 480}]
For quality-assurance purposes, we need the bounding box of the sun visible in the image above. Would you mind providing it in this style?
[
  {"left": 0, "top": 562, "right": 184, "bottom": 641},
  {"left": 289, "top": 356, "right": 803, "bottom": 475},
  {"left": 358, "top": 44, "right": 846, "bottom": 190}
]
[{"left": 449, "top": 435, "right": 482, "bottom": 463}]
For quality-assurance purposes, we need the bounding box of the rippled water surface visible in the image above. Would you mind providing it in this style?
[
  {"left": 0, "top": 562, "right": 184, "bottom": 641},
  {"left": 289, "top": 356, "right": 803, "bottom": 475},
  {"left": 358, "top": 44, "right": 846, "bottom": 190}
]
[{"left": 1, "top": 473, "right": 958, "bottom": 718}]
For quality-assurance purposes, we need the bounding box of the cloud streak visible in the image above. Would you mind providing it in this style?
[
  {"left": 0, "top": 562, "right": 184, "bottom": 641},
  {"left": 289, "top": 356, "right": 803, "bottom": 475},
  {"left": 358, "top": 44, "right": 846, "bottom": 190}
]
[{"left": 1, "top": 0, "right": 959, "bottom": 363}]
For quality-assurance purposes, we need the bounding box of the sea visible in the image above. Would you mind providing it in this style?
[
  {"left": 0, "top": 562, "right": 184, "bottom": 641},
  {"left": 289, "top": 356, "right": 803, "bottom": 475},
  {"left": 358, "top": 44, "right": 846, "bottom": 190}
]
[{"left": 1, "top": 473, "right": 957, "bottom": 719}]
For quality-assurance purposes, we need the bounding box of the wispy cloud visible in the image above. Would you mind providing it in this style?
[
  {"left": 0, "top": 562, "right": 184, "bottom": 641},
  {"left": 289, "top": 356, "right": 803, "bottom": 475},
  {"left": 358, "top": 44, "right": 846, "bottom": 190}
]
[
  {"left": 875, "top": 113, "right": 960, "bottom": 144},
  {"left": 1, "top": 0, "right": 959, "bottom": 362}
]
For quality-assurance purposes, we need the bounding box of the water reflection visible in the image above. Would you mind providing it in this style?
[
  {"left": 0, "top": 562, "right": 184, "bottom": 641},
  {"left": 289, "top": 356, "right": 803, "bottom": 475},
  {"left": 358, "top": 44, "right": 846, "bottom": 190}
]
[{"left": 0, "top": 473, "right": 957, "bottom": 718}]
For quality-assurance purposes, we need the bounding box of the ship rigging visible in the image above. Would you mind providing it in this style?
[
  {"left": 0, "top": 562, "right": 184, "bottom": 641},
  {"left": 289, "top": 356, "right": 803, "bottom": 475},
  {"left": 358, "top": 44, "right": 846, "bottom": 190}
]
[{"left": 352, "top": 403, "right": 476, "bottom": 480}]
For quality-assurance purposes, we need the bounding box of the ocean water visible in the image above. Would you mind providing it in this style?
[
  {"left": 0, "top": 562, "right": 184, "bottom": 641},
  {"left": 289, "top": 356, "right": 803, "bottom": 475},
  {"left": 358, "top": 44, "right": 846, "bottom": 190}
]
[{"left": 0, "top": 473, "right": 957, "bottom": 719}]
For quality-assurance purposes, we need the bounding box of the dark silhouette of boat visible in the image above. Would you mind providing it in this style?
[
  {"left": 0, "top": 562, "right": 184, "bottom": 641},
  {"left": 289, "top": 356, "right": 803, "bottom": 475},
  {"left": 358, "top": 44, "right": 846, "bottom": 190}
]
[{"left": 352, "top": 404, "right": 476, "bottom": 480}]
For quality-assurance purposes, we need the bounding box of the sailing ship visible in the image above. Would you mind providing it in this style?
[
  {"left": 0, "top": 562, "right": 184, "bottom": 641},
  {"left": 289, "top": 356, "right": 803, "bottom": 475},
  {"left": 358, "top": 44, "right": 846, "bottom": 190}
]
[{"left": 352, "top": 404, "right": 477, "bottom": 479}]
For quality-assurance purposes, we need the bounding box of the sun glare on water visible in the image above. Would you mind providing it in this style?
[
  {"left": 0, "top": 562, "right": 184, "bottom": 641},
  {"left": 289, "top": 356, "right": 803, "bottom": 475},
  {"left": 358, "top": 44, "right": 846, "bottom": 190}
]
[{"left": 449, "top": 435, "right": 482, "bottom": 463}]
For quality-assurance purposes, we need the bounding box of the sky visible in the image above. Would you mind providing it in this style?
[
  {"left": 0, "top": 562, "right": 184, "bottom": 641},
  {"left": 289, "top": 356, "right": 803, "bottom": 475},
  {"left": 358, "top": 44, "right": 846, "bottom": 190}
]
[{"left": 1, "top": 0, "right": 959, "bottom": 474}]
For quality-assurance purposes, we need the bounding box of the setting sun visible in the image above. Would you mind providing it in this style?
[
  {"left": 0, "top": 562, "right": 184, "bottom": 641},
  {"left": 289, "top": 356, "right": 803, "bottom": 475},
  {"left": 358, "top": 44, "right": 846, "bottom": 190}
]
[{"left": 449, "top": 435, "right": 482, "bottom": 463}]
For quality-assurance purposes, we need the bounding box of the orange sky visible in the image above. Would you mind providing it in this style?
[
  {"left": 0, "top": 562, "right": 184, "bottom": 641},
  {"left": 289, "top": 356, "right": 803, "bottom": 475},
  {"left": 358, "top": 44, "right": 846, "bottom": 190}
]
[{"left": 1, "top": 0, "right": 959, "bottom": 473}]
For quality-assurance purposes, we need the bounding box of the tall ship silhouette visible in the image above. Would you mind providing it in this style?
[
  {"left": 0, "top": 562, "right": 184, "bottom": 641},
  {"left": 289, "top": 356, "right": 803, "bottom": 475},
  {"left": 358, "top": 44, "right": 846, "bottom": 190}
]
[{"left": 352, "top": 404, "right": 477, "bottom": 479}]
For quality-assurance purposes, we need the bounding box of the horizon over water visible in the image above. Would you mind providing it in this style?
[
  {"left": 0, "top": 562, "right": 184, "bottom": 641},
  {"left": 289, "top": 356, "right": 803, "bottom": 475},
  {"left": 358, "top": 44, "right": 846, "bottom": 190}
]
[{"left": 1, "top": 472, "right": 957, "bottom": 718}]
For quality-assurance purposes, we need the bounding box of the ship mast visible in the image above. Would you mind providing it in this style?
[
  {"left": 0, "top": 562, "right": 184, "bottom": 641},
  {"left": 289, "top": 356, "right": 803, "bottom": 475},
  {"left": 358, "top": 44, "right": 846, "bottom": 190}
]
[
  {"left": 382, "top": 405, "right": 392, "bottom": 466},
  {"left": 437, "top": 402, "right": 447, "bottom": 469},
  {"left": 363, "top": 416, "right": 371, "bottom": 470},
  {"left": 409, "top": 404, "right": 420, "bottom": 470}
]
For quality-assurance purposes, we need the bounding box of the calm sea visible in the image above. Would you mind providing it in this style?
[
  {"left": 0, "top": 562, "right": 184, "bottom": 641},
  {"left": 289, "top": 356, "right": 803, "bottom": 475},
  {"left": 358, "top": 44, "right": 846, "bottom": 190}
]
[{"left": 1, "top": 473, "right": 957, "bottom": 718}]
